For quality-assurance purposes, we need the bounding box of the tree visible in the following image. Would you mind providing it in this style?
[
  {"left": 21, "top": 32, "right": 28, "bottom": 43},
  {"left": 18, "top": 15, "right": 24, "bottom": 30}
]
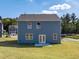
[
  {"left": 61, "top": 13, "right": 71, "bottom": 34},
  {"left": 0, "top": 16, "right": 2, "bottom": 20},
  {"left": 61, "top": 13, "right": 79, "bottom": 34},
  {"left": 71, "top": 13, "right": 76, "bottom": 24},
  {"left": 71, "top": 13, "right": 77, "bottom": 33},
  {"left": 76, "top": 19, "right": 79, "bottom": 33},
  {"left": 2, "top": 18, "right": 17, "bottom": 34}
]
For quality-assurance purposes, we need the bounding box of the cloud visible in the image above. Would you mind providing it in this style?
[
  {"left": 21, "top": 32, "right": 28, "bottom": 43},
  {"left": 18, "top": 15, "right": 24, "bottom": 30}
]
[
  {"left": 65, "top": 0, "right": 79, "bottom": 7},
  {"left": 41, "top": 3, "right": 72, "bottom": 15},
  {"left": 41, "top": 10, "right": 58, "bottom": 14},
  {"left": 49, "top": 3, "right": 71, "bottom": 10}
]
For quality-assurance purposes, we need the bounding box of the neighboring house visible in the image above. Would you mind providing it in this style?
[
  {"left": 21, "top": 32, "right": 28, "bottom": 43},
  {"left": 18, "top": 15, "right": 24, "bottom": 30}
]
[
  {"left": 17, "top": 14, "right": 61, "bottom": 44},
  {"left": 0, "top": 20, "right": 3, "bottom": 37},
  {"left": 9, "top": 25, "right": 17, "bottom": 36}
]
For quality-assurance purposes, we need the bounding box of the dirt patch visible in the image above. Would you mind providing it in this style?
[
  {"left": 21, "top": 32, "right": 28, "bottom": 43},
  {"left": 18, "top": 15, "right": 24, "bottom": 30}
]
[{"left": 62, "top": 38, "right": 79, "bottom": 42}]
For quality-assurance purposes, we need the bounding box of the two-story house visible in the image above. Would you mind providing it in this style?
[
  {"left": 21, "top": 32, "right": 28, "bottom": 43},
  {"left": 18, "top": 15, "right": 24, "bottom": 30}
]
[{"left": 17, "top": 14, "right": 61, "bottom": 45}]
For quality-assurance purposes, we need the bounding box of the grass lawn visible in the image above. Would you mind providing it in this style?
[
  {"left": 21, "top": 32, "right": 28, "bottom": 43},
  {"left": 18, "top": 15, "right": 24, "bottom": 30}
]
[{"left": 0, "top": 37, "right": 79, "bottom": 59}]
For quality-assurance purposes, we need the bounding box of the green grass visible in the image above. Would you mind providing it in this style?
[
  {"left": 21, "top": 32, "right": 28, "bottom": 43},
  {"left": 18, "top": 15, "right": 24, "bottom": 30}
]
[
  {"left": 0, "top": 37, "right": 79, "bottom": 59},
  {"left": 64, "top": 35, "right": 79, "bottom": 39}
]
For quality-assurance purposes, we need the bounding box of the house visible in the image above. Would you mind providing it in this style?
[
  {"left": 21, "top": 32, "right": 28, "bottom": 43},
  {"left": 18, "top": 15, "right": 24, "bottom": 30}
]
[
  {"left": 0, "top": 20, "right": 3, "bottom": 37},
  {"left": 17, "top": 14, "right": 61, "bottom": 45},
  {"left": 9, "top": 25, "right": 18, "bottom": 36}
]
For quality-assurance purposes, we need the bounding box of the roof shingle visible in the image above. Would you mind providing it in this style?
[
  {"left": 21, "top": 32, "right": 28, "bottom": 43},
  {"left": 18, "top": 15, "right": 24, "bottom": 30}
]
[{"left": 18, "top": 14, "right": 60, "bottom": 21}]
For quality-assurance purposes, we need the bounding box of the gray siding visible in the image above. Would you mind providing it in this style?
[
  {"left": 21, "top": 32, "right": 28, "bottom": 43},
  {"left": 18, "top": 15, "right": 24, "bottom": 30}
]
[{"left": 18, "top": 21, "right": 61, "bottom": 44}]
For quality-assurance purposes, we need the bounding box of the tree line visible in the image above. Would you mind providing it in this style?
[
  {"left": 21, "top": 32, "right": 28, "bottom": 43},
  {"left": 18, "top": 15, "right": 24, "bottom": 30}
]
[
  {"left": 61, "top": 13, "right": 79, "bottom": 34},
  {"left": 0, "top": 13, "right": 79, "bottom": 34}
]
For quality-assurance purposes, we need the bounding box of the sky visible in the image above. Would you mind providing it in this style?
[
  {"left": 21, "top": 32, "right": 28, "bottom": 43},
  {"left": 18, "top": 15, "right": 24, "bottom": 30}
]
[{"left": 0, "top": 0, "right": 79, "bottom": 18}]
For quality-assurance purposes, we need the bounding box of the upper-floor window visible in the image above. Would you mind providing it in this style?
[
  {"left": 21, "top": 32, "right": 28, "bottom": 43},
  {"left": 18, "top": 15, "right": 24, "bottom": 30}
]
[
  {"left": 27, "top": 22, "right": 32, "bottom": 29},
  {"left": 36, "top": 22, "right": 41, "bottom": 29}
]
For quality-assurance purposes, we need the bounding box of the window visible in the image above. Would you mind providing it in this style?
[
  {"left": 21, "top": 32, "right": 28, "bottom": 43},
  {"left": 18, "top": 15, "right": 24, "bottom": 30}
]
[
  {"left": 36, "top": 22, "right": 40, "bottom": 29},
  {"left": 27, "top": 22, "right": 32, "bottom": 29},
  {"left": 53, "top": 33, "right": 57, "bottom": 40},
  {"left": 25, "top": 33, "right": 33, "bottom": 40}
]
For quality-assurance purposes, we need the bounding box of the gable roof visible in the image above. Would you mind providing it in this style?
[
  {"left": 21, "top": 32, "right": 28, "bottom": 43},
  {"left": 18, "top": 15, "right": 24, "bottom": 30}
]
[{"left": 18, "top": 14, "right": 60, "bottom": 21}]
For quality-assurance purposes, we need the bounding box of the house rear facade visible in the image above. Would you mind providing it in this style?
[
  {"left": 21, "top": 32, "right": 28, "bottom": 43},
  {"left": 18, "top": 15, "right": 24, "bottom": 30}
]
[
  {"left": 9, "top": 25, "right": 18, "bottom": 36},
  {"left": 17, "top": 14, "right": 61, "bottom": 44}
]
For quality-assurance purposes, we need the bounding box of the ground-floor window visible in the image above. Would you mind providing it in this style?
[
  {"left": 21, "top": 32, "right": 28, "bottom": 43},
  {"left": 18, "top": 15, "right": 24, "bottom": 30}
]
[
  {"left": 25, "top": 33, "right": 33, "bottom": 40},
  {"left": 53, "top": 33, "right": 57, "bottom": 40}
]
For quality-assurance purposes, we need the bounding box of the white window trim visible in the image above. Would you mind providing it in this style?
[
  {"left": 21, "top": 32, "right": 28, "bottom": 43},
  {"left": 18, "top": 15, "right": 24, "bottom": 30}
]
[
  {"left": 25, "top": 33, "right": 33, "bottom": 40},
  {"left": 27, "top": 22, "right": 32, "bottom": 29},
  {"left": 36, "top": 25, "right": 40, "bottom": 29},
  {"left": 39, "top": 34, "right": 46, "bottom": 43},
  {"left": 36, "top": 22, "right": 41, "bottom": 29}
]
